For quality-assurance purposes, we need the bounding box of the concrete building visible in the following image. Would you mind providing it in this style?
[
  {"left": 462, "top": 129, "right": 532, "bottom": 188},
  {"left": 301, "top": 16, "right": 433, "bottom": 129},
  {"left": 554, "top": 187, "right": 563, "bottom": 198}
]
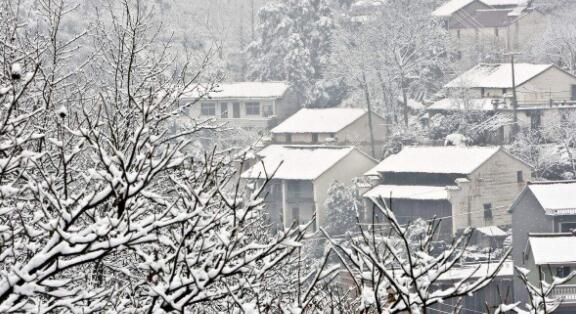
[
  {"left": 509, "top": 181, "right": 576, "bottom": 307},
  {"left": 180, "top": 81, "right": 302, "bottom": 131},
  {"left": 363, "top": 146, "right": 531, "bottom": 236},
  {"left": 428, "top": 63, "right": 576, "bottom": 142},
  {"left": 432, "top": 0, "right": 546, "bottom": 66},
  {"left": 241, "top": 145, "right": 377, "bottom": 230},
  {"left": 270, "top": 108, "right": 388, "bottom": 158},
  {"left": 520, "top": 233, "right": 576, "bottom": 313}
]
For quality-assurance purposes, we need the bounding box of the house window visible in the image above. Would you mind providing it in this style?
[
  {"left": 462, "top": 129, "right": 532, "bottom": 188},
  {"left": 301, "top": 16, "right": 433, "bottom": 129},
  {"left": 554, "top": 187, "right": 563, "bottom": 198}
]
[
  {"left": 312, "top": 133, "right": 319, "bottom": 143},
  {"left": 494, "top": 28, "right": 499, "bottom": 37},
  {"left": 286, "top": 134, "right": 292, "bottom": 144},
  {"left": 571, "top": 85, "right": 576, "bottom": 101},
  {"left": 287, "top": 181, "right": 302, "bottom": 199},
  {"left": 481, "top": 88, "right": 485, "bottom": 98},
  {"left": 456, "top": 29, "right": 461, "bottom": 39},
  {"left": 557, "top": 266, "right": 572, "bottom": 278},
  {"left": 483, "top": 203, "right": 493, "bottom": 220},
  {"left": 292, "top": 207, "right": 300, "bottom": 224},
  {"left": 517, "top": 171, "right": 524, "bottom": 183},
  {"left": 503, "top": 88, "right": 508, "bottom": 95},
  {"left": 220, "top": 103, "right": 228, "bottom": 118},
  {"left": 560, "top": 222, "right": 576, "bottom": 232},
  {"left": 263, "top": 103, "right": 274, "bottom": 117},
  {"left": 201, "top": 103, "right": 216, "bottom": 116},
  {"left": 245, "top": 102, "right": 261, "bottom": 115}
]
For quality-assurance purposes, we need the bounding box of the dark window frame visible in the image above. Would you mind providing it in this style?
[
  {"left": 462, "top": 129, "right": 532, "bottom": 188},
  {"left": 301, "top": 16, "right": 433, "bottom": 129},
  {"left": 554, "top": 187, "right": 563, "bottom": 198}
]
[
  {"left": 245, "top": 102, "right": 261, "bottom": 116},
  {"left": 200, "top": 102, "right": 216, "bottom": 116}
]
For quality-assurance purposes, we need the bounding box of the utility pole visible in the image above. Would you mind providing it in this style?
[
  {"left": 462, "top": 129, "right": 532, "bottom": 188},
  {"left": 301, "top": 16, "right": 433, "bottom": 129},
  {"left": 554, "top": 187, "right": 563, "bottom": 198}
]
[
  {"left": 506, "top": 52, "right": 520, "bottom": 141},
  {"left": 361, "top": 71, "right": 377, "bottom": 158},
  {"left": 251, "top": 0, "right": 255, "bottom": 41}
]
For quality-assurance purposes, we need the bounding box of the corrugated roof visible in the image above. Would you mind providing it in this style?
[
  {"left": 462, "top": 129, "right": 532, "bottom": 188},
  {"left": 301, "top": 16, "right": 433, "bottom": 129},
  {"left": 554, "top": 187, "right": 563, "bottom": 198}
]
[
  {"left": 363, "top": 185, "right": 452, "bottom": 200},
  {"left": 183, "top": 81, "right": 290, "bottom": 99},
  {"left": 482, "top": 0, "right": 527, "bottom": 6},
  {"left": 529, "top": 233, "right": 576, "bottom": 265},
  {"left": 445, "top": 63, "right": 553, "bottom": 89},
  {"left": 528, "top": 181, "right": 576, "bottom": 215},
  {"left": 241, "top": 145, "right": 358, "bottom": 180},
  {"left": 270, "top": 108, "right": 367, "bottom": 134},
  {"left": 365, "top": 146, "right": 501, "bottom": 175}
]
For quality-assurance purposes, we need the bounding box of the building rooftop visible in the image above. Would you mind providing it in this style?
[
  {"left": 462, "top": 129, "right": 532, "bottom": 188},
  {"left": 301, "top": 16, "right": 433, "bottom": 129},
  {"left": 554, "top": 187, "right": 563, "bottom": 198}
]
[
  {"left": 363, "top": 185, "right": 452, "bottom": 201},
  {"left": 529, "top": 233, "right": 576, "bottom": 265},
  {"left": 241, "top": 145, "right": 359, "bottom": 181},
  {"left": 476, "top": 226, "right": 507, "bottom": 237},
  {"left": 445, "top": 63, "right": 553, "bottom": 89},
  {"left": 365, "top": 146, "right": 501, "bottom": 175},
  {"left": 183, "top": 81, "right": 291, "bottom": 99},
  {"left": 432, "top": 0, "right": 526, "bottom": 17},
  {"left": 270, "top": 108, "right": 367, "bottom": 134},
  {"left": 528, "top": 181, "right": 576, "bottom": 215}
]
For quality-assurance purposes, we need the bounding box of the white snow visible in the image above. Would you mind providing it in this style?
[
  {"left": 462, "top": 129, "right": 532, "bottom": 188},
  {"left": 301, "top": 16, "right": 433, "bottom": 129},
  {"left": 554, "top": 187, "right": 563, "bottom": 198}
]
[
  {"left": 438, "top": 260, "right": 514, "bottom": 281},
  {"left": 529, "top": 234, "right": 576, "bottom": 265},
  {"left": 445, "top": 63, "right": 553, "bottom": 89},
  {"left": 241, "top": 145, "right": 358, "bottom": 180},
  {"left": 182, "top": 81, "right": 291, "bottom": 99},
  {"left": 476, "top": 226, "right": 507, "bottom": 237},
  {"left": 428, "top": 98, "right": 498, "bottom": 111},
  {"left": 270, "top": 108, "right": 367, "bottom": 134},
  {"left": 365, "top": 146, "right": 501, "bottom": 175},
  {"left": 528, "top": 182, "right": 576, "bottom": 215},
  {"left": 432, "top": 0, "right": 475, "bottom": 17},
  {"left": 363, "top": 185, "right": 452, "bottom": 200},
  {"left": 432, "top": 0, "right": 527, "bottom": 17}
]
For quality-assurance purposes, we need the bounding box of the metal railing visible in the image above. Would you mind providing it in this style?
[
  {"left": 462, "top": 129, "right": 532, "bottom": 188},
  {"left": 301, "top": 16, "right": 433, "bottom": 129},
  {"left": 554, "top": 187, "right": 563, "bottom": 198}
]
[{"left": 550, "top": 284, "right": 576, "bottom": 302}]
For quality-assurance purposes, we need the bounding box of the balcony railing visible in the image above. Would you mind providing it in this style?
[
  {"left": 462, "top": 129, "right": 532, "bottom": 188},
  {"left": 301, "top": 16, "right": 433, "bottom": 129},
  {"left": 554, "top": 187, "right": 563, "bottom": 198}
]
[{"left": 550, "top": 284, "right": 576, "bottom": 303}]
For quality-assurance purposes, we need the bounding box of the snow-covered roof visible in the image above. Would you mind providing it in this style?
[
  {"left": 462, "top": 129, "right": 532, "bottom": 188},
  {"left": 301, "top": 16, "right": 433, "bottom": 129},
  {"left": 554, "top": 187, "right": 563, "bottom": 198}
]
[
  {"left": 365, "top": 146, "right": 501, "bottom": 175},
  {"left": 241, "top": 145, "right": 359, "bottom": 181},
  {"left": 363, "top": 185, "right": 452, "bottom": 201},
  {"left": 528, "top": 181, "right": 576, "bottom": 215},
  {"left": 476, "top": 226, "right": 507, "bottom": 237},
  {"left": 270, "top": 108, "right": 367, "bottom": 134},
  {"left": 428, "top": 98, "right": 497, "bottom": 111},
  {"left": 438, "top": 261, "right": 514, "bottom": 281},
  {"left": 182, "top": 81, "right": 291, "bottom": 99},
  {"left": 432, "top": 0, "right": 527, "bottom": 17},
  {"left": 445, "top": 63, "right": 553, "bottom": 89},
  {"left": 432, "top": 0, "right": 476, "bottom": 17},
  {"left": 529, "top": 233, "right": 576, "bottom": 265}
]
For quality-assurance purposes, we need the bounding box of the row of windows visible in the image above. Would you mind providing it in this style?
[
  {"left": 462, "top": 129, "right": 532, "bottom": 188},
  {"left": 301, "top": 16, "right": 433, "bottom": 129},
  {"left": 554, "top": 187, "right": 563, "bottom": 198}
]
[{"left": 200, "top": 102, "right": 274, "bottom": 118}]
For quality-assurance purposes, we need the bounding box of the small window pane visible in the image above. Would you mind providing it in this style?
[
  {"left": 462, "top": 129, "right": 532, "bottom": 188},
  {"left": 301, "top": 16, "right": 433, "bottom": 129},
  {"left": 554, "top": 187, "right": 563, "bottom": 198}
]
[
  {"left": 517, "top": 171, "right": 523, "bottom": 182},
  {"left": 483, "top": 203, "right": 493, "bottom": 219},
  {"left": 220, "top": 103, "right": 228, "bottom": 118},
  {"left": 201, "top": 103, "right": 216, "bottom": 116},
  {"left": 246, "top": 102, "right": 260, "bottom": 115}
]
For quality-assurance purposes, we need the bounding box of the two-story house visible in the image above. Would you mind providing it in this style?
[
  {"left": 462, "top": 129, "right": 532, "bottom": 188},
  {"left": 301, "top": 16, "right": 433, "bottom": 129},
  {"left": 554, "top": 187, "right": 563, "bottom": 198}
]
[
  {"left": 180, "top": 81, "right": 302, "bottom": 131},
  {"left": 428, "top": 63, "right": 576, "bottom": 141},
  {"left": 241, "top": 145, "right": 377, "bottom": 231},
  {"left": 509, "top": 181, "right": 576, "bottom": 308},
  {"left": 432, "top": 0, "right": 545, "bottom": 66},
  {"left": 363, "top": 146, "right": 531, "bottom": 236},
  {"left": 270, "top": 108, "right": 388, "bottom": 158},
  {"left": 521, "top": 233, "right": 576, "bottom": 313}
]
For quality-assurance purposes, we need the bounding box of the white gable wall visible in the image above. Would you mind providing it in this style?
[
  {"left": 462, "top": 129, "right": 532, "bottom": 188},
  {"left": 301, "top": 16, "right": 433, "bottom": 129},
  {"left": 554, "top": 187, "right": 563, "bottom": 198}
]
[{"left": 313, "top": 150, "right": 377, "bottom": 228}]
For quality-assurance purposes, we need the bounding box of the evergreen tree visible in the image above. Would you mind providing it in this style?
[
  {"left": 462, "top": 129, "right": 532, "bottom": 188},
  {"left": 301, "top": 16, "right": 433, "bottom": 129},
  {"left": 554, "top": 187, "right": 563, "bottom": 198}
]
[{"left": 248, "top": 0, "right": 342, "bottom": 107}]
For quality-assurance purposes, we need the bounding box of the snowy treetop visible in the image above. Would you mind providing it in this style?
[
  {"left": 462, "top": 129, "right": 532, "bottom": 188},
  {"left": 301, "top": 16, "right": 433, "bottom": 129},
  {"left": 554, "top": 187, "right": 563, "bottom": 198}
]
[
  {"left": 429, "top": 98, "right": 497, "bottom": 111},
  {"left": 270, "top": 108, "right": 367, "bottom": 134},
  {"left": 365, "top": 146, "right": 501, "bottom": 175}
]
